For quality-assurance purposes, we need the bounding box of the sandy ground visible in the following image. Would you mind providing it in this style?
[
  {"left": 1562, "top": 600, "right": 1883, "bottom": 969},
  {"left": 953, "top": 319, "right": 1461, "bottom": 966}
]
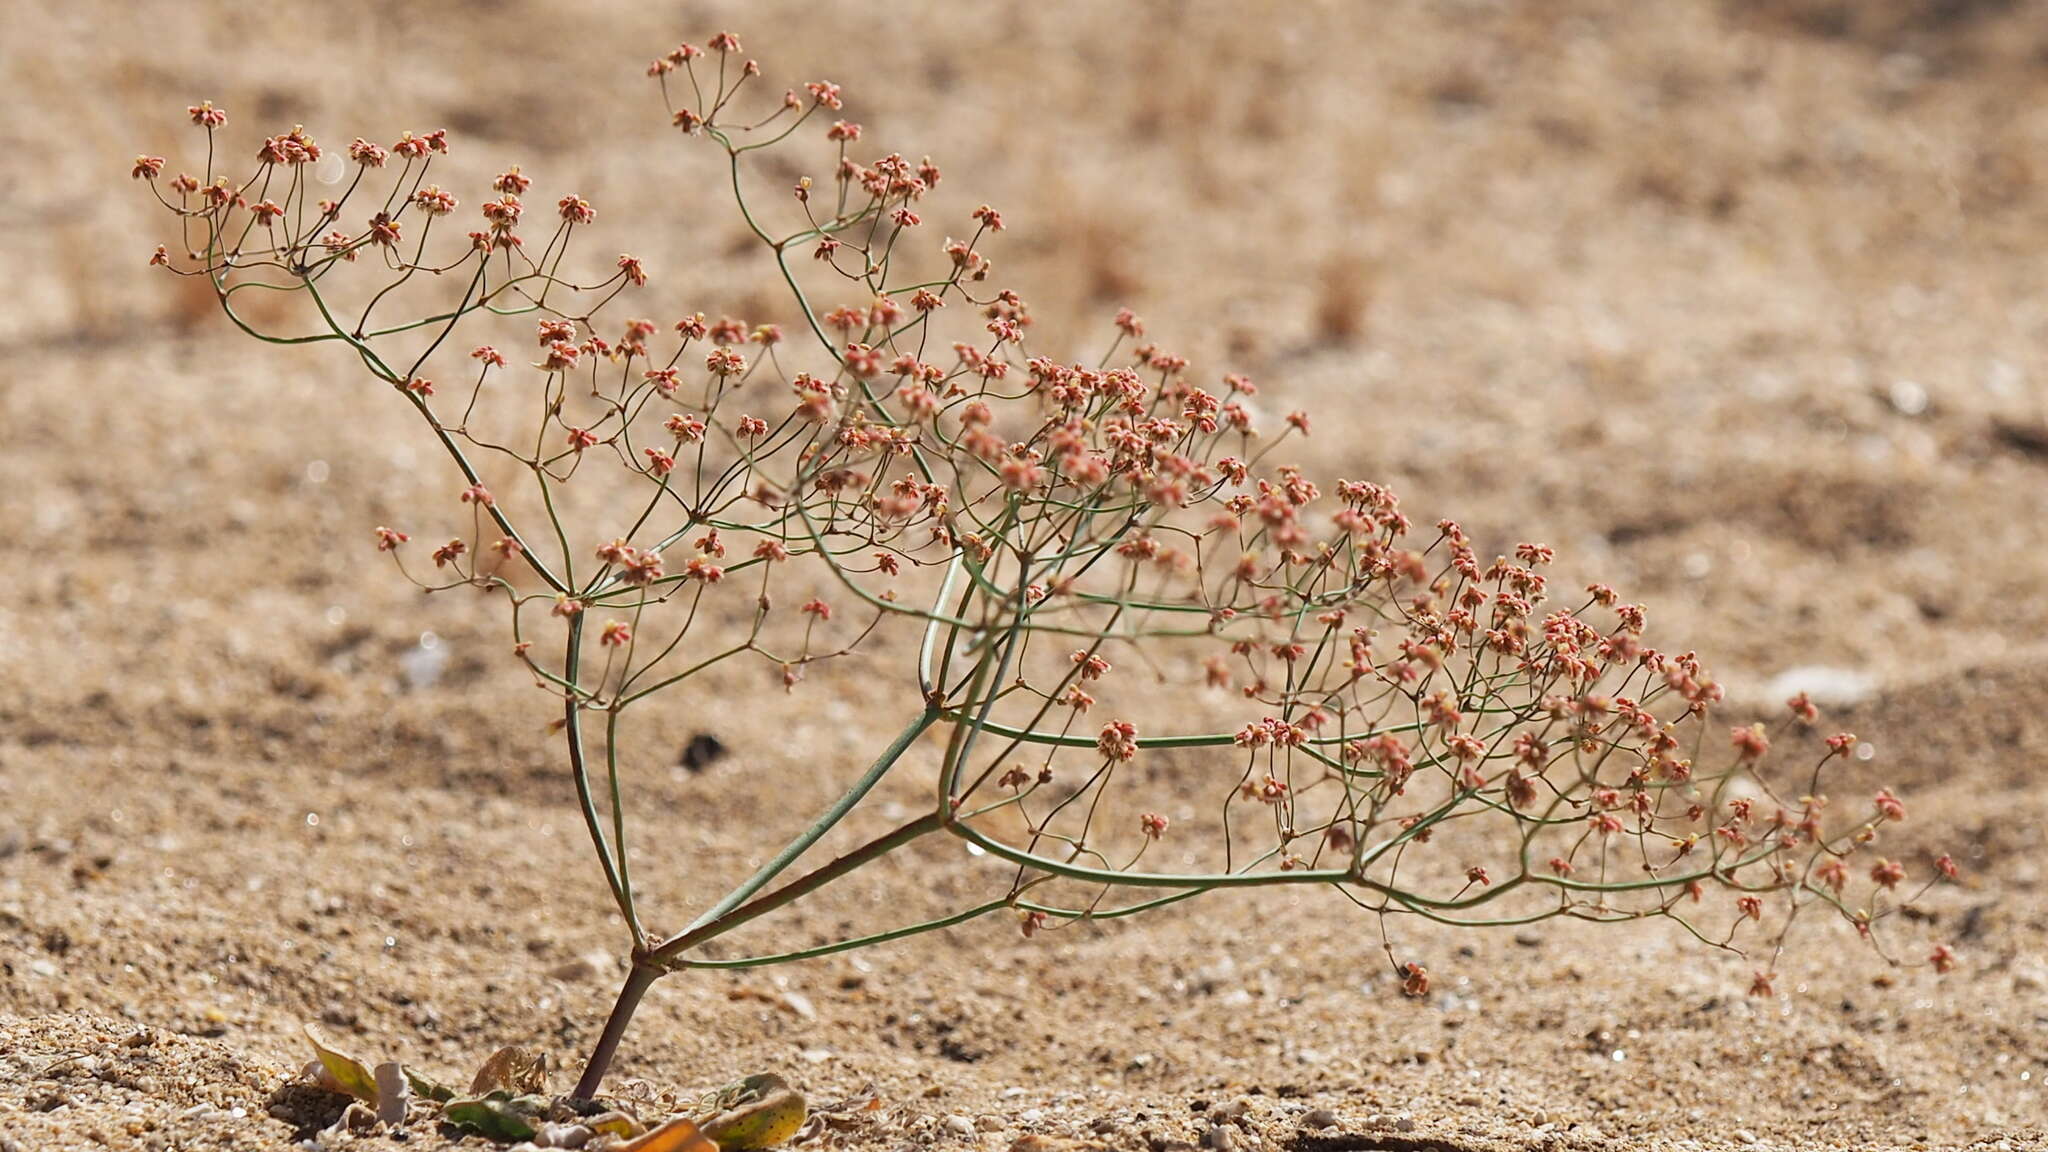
[{"left": 6, "top": 0, "right": 2048, "bottom": 1149}]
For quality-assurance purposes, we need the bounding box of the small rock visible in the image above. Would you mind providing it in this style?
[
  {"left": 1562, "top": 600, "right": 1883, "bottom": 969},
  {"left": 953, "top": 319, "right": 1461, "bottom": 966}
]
[
  {"left": 1761, "top": 666, "right": 1874, "bottom": 710},
  {"left": 1734, "top": 1130, "right": 1758, "bottom": 1145},
  {"left": 1393, "top": 1117, "right": 1416, "bottom": 1133},
  {"left": 1202, "top": 1124, "right": 1238, "bottom": 1152},
  {"left": 945, "top": 1114, "right": 978, "bottom": 1138},
  {"left": 679, "top": 732, "right": 728, "bottom": 771},
  {"left": 1299, "top": 1110, "right": 1338, "bottom": 1130},
  {"left": 1010, "top": 1137, "right": 1109, "bottom": 1152},
  {"left": 977, "top": 1116, "right": 1006, "bottom": 1133},
  {"left": 547, "top": 953, "right": 612, "bottom": 983},
  {"left": 536, "top": 1122, "right": 595, "bottom": 1148}
]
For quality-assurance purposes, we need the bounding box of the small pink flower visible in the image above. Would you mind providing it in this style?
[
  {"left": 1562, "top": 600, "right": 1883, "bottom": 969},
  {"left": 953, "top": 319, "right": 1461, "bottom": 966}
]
[
  {"left": 1401, "top": 963, "right": 1429, "bottom": 998},
  {"left": 558, "top": 194, "right": 595, "bottom": 224},
  {"left": 1097, "top": 720, "right": 1139, "bottom": 762},
  {"left": 1070, "top": 652, "right": 1111, "bottom": 681},
  {"left": 1729, "top": 723, "right": 1769, "bottom": 761},
  {"left": 706, "top": 347, "right": 747, "bottom": 377},
  {"left": 412, "top": 185, "right": 457, "bottom": 215}
]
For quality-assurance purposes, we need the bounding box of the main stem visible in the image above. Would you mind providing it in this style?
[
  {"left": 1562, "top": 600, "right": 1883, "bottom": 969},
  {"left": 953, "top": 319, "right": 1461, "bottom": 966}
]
[{"left": 574, "top": 961, "right": 662, "bottom": 1100}]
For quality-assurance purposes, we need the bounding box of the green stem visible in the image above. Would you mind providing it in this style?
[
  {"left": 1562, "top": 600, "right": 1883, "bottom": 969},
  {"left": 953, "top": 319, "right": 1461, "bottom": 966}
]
[
  {"left": 672, "top": 707, "right": 938, "bottom": 938},
  {"left": 649, "top": 812, "right": 944, "bottom": 964},
  {"left": 562, "top": 617, "right": 633, "bottom": 937}
]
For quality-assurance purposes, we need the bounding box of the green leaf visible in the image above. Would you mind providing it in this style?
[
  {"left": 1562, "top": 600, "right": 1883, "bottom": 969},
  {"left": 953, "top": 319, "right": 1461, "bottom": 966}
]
[
  {"left": 700, "top": 1074, "right": 806, "bottom": 1150},
  {"left": 302, "top": 1024, "right": 378, "bottom": 1104},
  {"left": 402, "top": 1063, "right": 456, "bottom": 1103},
  {"left": 589, "top": 1110, "right": 647, "bottom": 1139},
  {"left": 443, "top": 1094, "right": 548, "bottom": 1142}
]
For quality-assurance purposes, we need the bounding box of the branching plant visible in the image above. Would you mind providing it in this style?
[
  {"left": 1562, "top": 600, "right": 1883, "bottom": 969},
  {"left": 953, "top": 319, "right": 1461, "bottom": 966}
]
[{"left": 135, "top": 35, "right": 1960, "bottom": 1102}]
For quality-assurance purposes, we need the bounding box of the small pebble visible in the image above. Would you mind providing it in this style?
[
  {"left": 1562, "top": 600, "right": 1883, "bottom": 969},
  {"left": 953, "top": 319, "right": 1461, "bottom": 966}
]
[
  {"left": 1300, "top": 1109, "right": 1338, "bottom": 1130},
  {"left": 1203, "top": 1124, "right": 1238, "bottom": 1152},
  {"left": 546, "top": 954, "right": 609, "bottom": 983},
  {"left": 945, "top": 1114, "right": 978, "bottom": 1139}
]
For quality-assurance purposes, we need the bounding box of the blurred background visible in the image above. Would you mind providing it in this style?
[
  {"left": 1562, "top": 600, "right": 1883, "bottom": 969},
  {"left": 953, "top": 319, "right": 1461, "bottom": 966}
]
[{"left": 4, "top": 1, "right": 2046, "bottom": 1147}]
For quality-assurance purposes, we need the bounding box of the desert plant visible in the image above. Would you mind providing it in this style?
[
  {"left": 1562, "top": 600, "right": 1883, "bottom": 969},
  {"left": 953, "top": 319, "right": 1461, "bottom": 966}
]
[{"left": 134, "top": 35, "right": 1959, "bottom": 1102}]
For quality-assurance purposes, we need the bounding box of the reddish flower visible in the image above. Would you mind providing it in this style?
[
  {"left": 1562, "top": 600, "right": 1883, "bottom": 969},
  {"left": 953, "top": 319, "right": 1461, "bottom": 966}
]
[
  {"left": 558, "top": 194, "right": 595, "bottom": 224},
  {"left": 1729, "top": 723, "right": 1769, "bottom": 761},
  {"left": 1097, "top": 720, "right": 1139, "bottom": 762},
  {"left": 1401, "top": 962, "right": 1430, "bottom": 998}
]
